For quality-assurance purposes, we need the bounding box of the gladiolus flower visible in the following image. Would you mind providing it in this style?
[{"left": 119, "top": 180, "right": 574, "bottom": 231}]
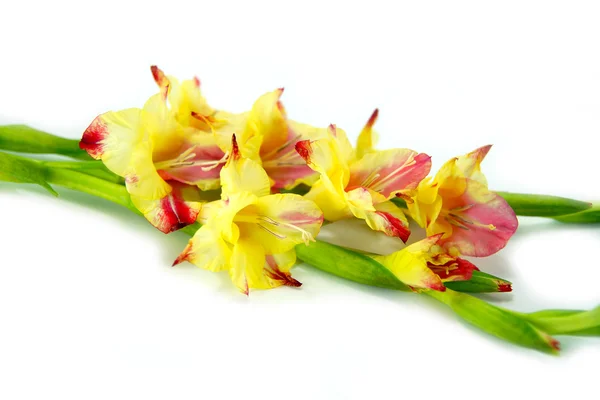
[
  {"left": 79, "top": 94, "right": 206, "bottom": 233},
  {"left": 173, "top": 135, "right": 324, "bottom": 294},
  {"left": 373, "top": 234, "right": 479, "bottom": 291},
  {"left": 295, "top": 110, "right": 431, "bottom": 241},
  {"left": 216, "top": 88, "right": 333, "bottom": 190},
  {"left": 153, "top": 66, "right": 332, "bottom": 190},
  {"left": 407, "top": 145, "right": 518, "bottom": 257}
]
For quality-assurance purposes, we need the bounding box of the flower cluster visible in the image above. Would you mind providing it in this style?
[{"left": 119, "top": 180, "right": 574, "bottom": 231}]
[{"left": 79, "top": 66, "right": 518, "bottom": 294}]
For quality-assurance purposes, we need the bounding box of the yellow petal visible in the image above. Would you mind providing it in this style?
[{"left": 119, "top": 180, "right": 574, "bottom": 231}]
[
  {"left": 244, "top": 89, "right": 288, "bottom": 157},
  {"left": 229, "top": 239, "right": 269, "bottom": 294},
  {"left": 407, "top": 179, "right": 443, "bottom": 228},
  {"left": 81, "top": 108, "right": 144, "bottom": 175},
  {"left": 216, "top": 191, "right": 259, "bottom": 244},
  {"left": 173, "top": 224, "right": 232, "bottom": 272},
  {"left": 150, "top": 66, "right": 214, "bottom": 128},
  {"left": 295, "top": 135, "right": 349, "bottom": 196},
  {"left": 220, "top": 135, "right": 271, "bottom": 198},
  {"left": 373, "top": 236, "right": 445, "bottom": 291},
  {"left": 304, "top": 180, "right": 351, "bottom": 221},
  {"left": 355, "top": 109, "right": 379, "bottom": 159},
  {"left": 235, "top": 193, "right": 323, "bottom": 254}
]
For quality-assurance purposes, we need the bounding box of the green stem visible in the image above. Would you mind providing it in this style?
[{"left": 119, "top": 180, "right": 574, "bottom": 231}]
[
  {"left": 496, "top": 191, "right": 593, "bottom": 217},
  {"left": 553, "top": 204, "right": 600, "bottom": 223},
  {"left": 0, "top": 125, "right": 90, "bottom": 160},
  {"left": 41, "top": 160, "right": 105, "bottom": 169},
  {"left": 45, "top": 168, "right": 137, "bottom": 213},
  {"left": 425, "top": 289, "right": 560, "bottom": 354}
]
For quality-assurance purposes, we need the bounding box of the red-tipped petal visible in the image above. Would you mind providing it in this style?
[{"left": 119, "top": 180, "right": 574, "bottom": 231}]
[{"left": 79, "top": 116, "right": 107, "bottom": 159}]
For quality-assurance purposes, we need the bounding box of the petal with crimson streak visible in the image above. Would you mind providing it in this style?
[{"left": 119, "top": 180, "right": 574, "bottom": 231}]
[
  {"left": 439, "top": 179, "right": 518, "bottom": 257},
  {"left": 131, "top": 181, "right": 202, "bottom": 234},
  {"left": 347, "top": 149, "right": 432, "bottom": 200}
]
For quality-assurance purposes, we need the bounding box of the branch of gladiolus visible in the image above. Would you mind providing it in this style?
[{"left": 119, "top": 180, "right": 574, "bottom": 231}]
[
  {"left": 4, "top": 153, "right": 598, "bottom": 354},
  {"left": 0, "top": 125, "right": 91, "bottom": 160}
]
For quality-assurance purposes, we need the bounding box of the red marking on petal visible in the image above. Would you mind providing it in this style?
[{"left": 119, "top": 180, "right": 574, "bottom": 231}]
[
  {"left": 230, "top": 134, "right": 240, "bottom": 160},
  {"left": 156, "top": 191, "right": 200, "bottom": 234},
  {"left": 265, "top": 256, "right": 302, "bottom": 287},
  {"left": 549, "top": 338, "right": 561, "bottom": 351},
  {"left": 328, "top": 124, "right": 337, "bottom": 137},
  {"left": 173, "top": 243, "right": 193, "bottom": 266},
  {"left": 365, "top": 108, "right": 379, "bottom": 129},
  {"left": 498, "top": 283, "right": 512, "bottom": 292},
  {"left": 193, "top": 76, "right": 201, "bottom": 87},
  {"left": 429, "top": 257, "right": 478, "bottom": 281},
  {"left": 294, "top": 140, "right": 313, "bottom": 163},
  {"left": 151, "top": 65, "right": 169, "bottom": 99},
  {"left": 125, "top": 175, "right": 138, "bottom": 184},
  {"left": 79, "top": 116, "right": 107, "bottom": 159},
  {"left": 376, "top": 211, "right": 411, "bottom": 242},
  {"left": 150, "top": 65, "right": 166, "bottom": 86}
]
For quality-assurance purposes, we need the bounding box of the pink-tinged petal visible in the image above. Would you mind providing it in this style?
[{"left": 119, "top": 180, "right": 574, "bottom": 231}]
[
  {"left": 132, "top": 182, "right": 202, "bottom": 234},
  {"left": 347, "top": 149, "right": 432, "bottom": 199},
  {"left": 157, "top": 141, "right": 226, "bottom": 191},
  {"left": 440, "top": 179, "right": 518, "bottom": 257},
  {"left": 265, "top": 162, "right": 317, "bottom": 189},
  {"left": 428, "top": 257, "right": 479, "bottom": 282},
  {"left": 261, "top": 126, "right": 318, "bottom": 189}
]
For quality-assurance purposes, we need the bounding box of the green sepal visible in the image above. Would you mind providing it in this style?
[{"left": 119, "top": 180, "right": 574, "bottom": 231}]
[{"left": 445, "top": 270, "right": 512, "bottom": 293}]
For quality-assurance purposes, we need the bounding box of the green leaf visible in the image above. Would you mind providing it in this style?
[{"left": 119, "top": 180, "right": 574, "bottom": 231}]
[
  {"left": 0, "top": 125, "right": 89, "bottom": 160},
  {"left": 496, "top": 191, "right": 592, "bottom": 217},
  {"left": 0, "top": 151, "right": 57, "bottom": 195}
]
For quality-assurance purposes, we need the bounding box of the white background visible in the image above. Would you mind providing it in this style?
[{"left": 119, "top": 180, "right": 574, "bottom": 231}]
[{"left": 1, "top": 1, "right": 599, "bottom": 399}]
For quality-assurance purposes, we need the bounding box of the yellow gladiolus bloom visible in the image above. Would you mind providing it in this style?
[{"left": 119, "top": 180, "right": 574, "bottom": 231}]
[
  {"left": 173, "top": 135, "right": 324, "bottom": 294},
  {"left": 407, "top": 146, "right": 518, "bottom": 257},
  {"left": 373, "top": 234, "right": 479, "bottom": 291},
  {"left": 296, "top": 110, "right": 431, "bottom": 242},
  {"left": 80, "top": 94, "right": 205, "bottom": 233}
]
